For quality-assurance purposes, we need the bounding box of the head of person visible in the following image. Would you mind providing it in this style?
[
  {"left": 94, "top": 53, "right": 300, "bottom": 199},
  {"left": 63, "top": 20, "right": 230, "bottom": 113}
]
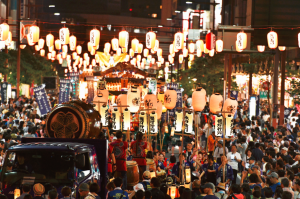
[
  {"left": 217, "top": 141, "right": 223, "bottom": 148},
  {"left": 0, "top": 194, "right": 7, "bottom": 199},
  {"left": 179, "top": 153, "right": 186, "bottom": 162},
  {"left": 150, "top": 177, "right": 160, "bottom": 188},
  {"left": 48, "top": 189, "right": 58, "bottom": 199},
  {"left": 33, "top": 183, "right": 45, "bottom": 196},
  {"left": 135, "top": 190, "right": 145, "bottom": 199},
  {"left": 231, "top": 145, "right": 237, "bottom": 153},
  {"left": 192, "top": 180, "right": 200, "bottom": 190},
  {"left": 106, "top": 181, "right": 115, "bottom": 192},
  {"left": 249, "top": 173, "right": 260, "bottom": 183},
  {"left": 24, "top": 195, "right": 32, "bottom": 199},
  {"left": 229, "top": 184, "right": 241, "bottom": 195},
  {"left": 113, "top": 177, "right": 123, "bottom": 188},
  {"left": 115, "top": 131, "right": 123, "bottom": 139},
  {"left": 78, "top": 183, "right": 90, "bottom": 197},
  {"left": 186, "top": 143, "right": 192, "bottom": 151},
  {"left": 61, "top": 186, "right": 71, "bottom": 197},
  {"left": 22, "top": 184, "right": 31, "bottom": 193},
  {"left": 216, "top": 183, "right": 226, "bottom": 192},
  {"left": 89, "top": 183, "right": 100, "bottom": 194},
  {"left": 281, "top": 178, "right": 290, "bottom": 188},
  {"left": 203, "top": 183, "right": 215, "bottom": 194},
  {"left": 159, "top": 153, "right": 164, "bottom": 162},
  {"left": 136, "top": 132, "right": 143, "bottom": 141},
  {"left": 170, "top": 155, "right": 176, "bottom": 164},
  {"left": 208, "top": 155, "right": 214, "bottom": 165},
  {"left": 249, "top": 157, "right": 256, "bottom": 165},
  {"left": 264, "top": 187, "right": 273, "bottom": 198},
  {"left": 241, "top": 184, "right": 250, "bottom": 193},
  {"left": 143, "top": 171, "right": 151, "bottom": 180},
  {"left": 282, "top": 191, "right": 292, "bottom": 199},
  {"left": 268, "top": 172, "right": 279, "bottom": 184}
]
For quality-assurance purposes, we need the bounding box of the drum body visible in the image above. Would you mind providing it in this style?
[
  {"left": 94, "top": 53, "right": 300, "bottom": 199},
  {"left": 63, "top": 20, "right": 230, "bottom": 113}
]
[
  {"left": 46, "top": 100, "right": 101, "bottom": 139},
  {"left": 114, "top": 161, "right": 139, "bottom": 190},
  {"left": 156, "top": 170, "right": 166, "bottom": 182},
  {"left": 146, "top": 158, "right": 156, "bottom": 171}
]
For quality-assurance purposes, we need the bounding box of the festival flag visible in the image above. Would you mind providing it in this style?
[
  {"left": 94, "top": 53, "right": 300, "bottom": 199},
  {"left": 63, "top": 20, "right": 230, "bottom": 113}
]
[
  {"left": 33, "top": 85, "right": 51, "bottom": 116},
  {"left": 59, "top": 79, "right": 70, "bottom": 104}
]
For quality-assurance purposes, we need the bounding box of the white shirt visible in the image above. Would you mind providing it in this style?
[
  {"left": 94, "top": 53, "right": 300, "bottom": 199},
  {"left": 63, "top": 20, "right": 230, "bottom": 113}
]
[{"left": 227, "top": 152, "right": 241, "bottom": 170}]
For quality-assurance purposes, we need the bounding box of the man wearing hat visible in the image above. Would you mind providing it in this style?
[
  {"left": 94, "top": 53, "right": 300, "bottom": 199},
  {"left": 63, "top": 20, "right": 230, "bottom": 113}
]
[
  {"left": 267, "top": 172, "right": 281, "bottom": 196},
  {"left": 214, "top": 183, "right": 228, "bottom": 199},
  {"left": 213, "top": 140, "right": 228, "bottom": 165},
  {"left": 33, "top": 183, "right": 45, "bottom": 199},
  {"left": 79, "top": 183, "right": 98, "bottom": 199},
  {"left": 203, "top": 183, "right": 218, "bottom": 199},
  {"left": 139, "top": 171, "right": 152, "bottom": 191}
]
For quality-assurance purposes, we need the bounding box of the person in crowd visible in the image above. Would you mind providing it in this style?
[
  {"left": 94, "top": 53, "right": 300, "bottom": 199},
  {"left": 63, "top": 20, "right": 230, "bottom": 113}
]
[
  {"left": 207, "top": 131, "right": 216, "bottom": 155},
  {"left": 191, "top": 180, "right": 201, "bottom": 199},
  {"left": 48, "top": 189, "right": 58, "bottom": 199},
  {"left": 227, "top": 184, "right": 244, "bottom": 199},
  {"left": 139, "top": 171, "right": 152, "bottom": 191},
  {"left": 61, "top": 186, "right": 73, "bottom": 199},
  {"left": 149, "top": 177, "right": 165, "bottom": 199},
  {"left": 89, "top": 183, "right": 101, "bottom": 199},
  {"left": 32, "top": 183, "right": 45, "bottom": 199},
  {"left": 226, "top": 144, "right": 241, "bottom": 184},
  {"left": 17, "top": 184, "right": 31, "bottom": 199},
  {"left": 202, "top": 183, "right": 218, "bottom": 199},
  {"left": 172, "top": 153, "right": 191, "bottom": 184},
  {"left": 214, "top": 141, "right": 228, "bottom": 165},
  {"left": 108, "top": 178, "right": 129, "bottom": 199},
  {"left": 217, "top": 156, "right": 233, "bottom": 185},
  {"left": 252, "top": 143, "right": 264, "bottom": 162},
  {"left": 160, "top": 184, "right": 171, "bottom": 199},
  {"left": 202, "top": 155, "right": 218, "bottom": 185},
  {"left": 214, "top": 183, "right": 228, "bottom": 199}
]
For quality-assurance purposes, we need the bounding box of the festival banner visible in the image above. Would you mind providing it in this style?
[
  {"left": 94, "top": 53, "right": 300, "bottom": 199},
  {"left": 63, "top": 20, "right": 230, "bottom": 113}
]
[
  {"left": 68, "top": 72, "right": 80, "bottom": 99},
  {"left": 86, "top": 76, "right": 94, "bottom": 103},
  {"left": 59, "top": 79, "right": 70, "bottom": 104},
  {"left": 33, "top": 85, "right": 51, "bottom": 116},
  {"left": 1, "top": 82, "right": 8, "bottom": 103},
  {"left": 215, "top": 116, "right": 223, "bottom": 137},
  {"left": 149, "top": 79, "right": 157, "bottom": 94},
  {"left": 139, "top": 111, "right": 148, "bottom": 133}
]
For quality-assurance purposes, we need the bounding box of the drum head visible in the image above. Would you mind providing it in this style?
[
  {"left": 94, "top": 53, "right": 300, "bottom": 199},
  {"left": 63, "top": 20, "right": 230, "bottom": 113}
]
[{"left": 192, "top": 171, "right": 200, "bottom": 177}]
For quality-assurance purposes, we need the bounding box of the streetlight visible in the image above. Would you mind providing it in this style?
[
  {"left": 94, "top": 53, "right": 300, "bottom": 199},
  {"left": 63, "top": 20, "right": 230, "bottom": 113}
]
[{"left": 192, "top": 78, "right": 197, "bottom": 82}]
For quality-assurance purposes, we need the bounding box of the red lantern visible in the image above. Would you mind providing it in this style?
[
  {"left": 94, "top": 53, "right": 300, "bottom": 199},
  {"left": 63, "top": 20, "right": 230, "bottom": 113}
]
[
  {"left": 164, "top": 88, "right": 177, "bottom": 109},
  {"left": 209, "top": 93, "right": 223, "bottom": 114},
  {"left": 192, "top": 87, "right": 206, "bottom": 111},
  {"left": 205, "top": 31, "right": 215, "bottom": 50},
  {"left": 144, "top": 93, "right": 157, "bottom": 110}
]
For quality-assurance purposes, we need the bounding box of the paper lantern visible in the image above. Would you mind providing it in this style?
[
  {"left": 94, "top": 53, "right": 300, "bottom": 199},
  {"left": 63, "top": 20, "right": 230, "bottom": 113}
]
[
  {"left": 14, "top": 188, "right": 20, "bottom": 199},
  {"left": 206, "top": 31, "right": 215, "bottom": 50},
  {"left": 128, "top": 85, "right": 141, "bottom": 113},
  {"left": 116, "top": 94, "right": 128, "bottom": 113},
  {"left": 204, "top": 44, "right": 209, "bottom": 54},
  {"left": 98, "top": 104, "right": 108, "bottom": 126},
  {"left": 40, "top": 49, "right": 45, "bottom": 57},
  {"left": 216, "top": 39, "right": 223, "bottom": 52},
  {"left": 183, "top": 48, "right": 188, "bottom": 57},
  {"left": 237, "top": 31, "right": 247, "bottom": 50},
  {"left": 111, "top": 38, "right": 119, "bottom": 51},
  {"left": 190, "top": 54, "right": 194, "bottom": 61},
  {"left": 131, "top": 38, "right": 139, "bottom": 52},
  {"left": 188, "top": 43, "right": 195, "bottom": 53},
  {"left": 137, "top": 43, "right": 143, "bottom": 54},
  {"left": 209, "top": 93, "right": 223, "bottom": 114},
  {"left": 144, "top": 93, "right": 157, "bottom": 110},
  {"left": 197, "top": 49, "right": 202, "bottom": 57},
  {"left": 175, "top": 110, "right": 183, "bottom": 132},
  {"left": 178, "top": 54, "right": 184, "bottom": 64},
  {"left": 164, "top": 88, "right": 177, "bottom": 109},
  {"left": 112, "top": 108, "right": 121, "bottom": 131},
  {"left": 161, "top": 58, "right": 164, "bottom": 64},
  {"left": 226, "top": 115, "right": 234, "bottom": 136},
  {"left": 47, "top": 53, "right": 52, "bottom": 59},
  {"left": 157, "top": 101, "right": 162, "bottom": 119},
  {"left": 129, "top": 48, "right": 134, "bottom": 57},
  {"left": 157, "top": 48, "right": 162, "bottom": 57},
  {"left": 298, "top": 33, "right": 300, "bottom": 48},
  {"left": 185, "top": 111, "right": 193, "bottom": 133},
  {"left": 29, "top": 25, "right": 39, "bottom": 43},
  {"left": 38, "top": 38, "right": 45, "bottom": 49},
  {"left": 59, "top": 27, "right": 70, "bottom": 44},
  {"left": 90, "top": 29, "right": 100, "bottom": 47},
  {"left": 119, "top": 30, "right": 129, "bottom": 48},
  {"left": 91, "top": 48, "right": 96, "bottom": 55},
  {"left": 122, "top": 47, "right": 127, "bottom": 53},
  {"left": 104, "top": 42, "right": 111, "bottom": 53},
  {"left": 4, "top": 31, "right": 11, "bottom": 46},
  {"left": 139, "top": 111, "right": 148, "bottom": 133},
  {"left": 116, "top": 48, "right": 121, "bottom": 56},
  {"left": 46, "top": 33, "right": 53, "bottom": 47},
  {"left": 144, "top": 48, "right": 149, "bottom": 57},
  {"left": 146, "top": 31, "right": 156, "bottom": 49},
  {"left": 209, "top": 49, "right": 215, "bottom": 57},
  {"left": 62, "top": 52, "right": 67, "bottom": 59},
  {"left": 123, "top": 108, "right": 131, "bottom": 131},
  {"left": 169, "top": 185, "right": 177, "bottom": 199},
  {"left": 51, "top": 51, "right": 56, "bottom": 58},
  {"left": 55, "top": 39, "right": 61, "bottom": 50},
  {"left": 0, "top": 23, "right": 9, "bottom": 41},
  {"left": 223, "top": 97, "right": 238, "bottom": 118},
  {"left": 174, "top": 32, "right": 184, "bottom": 50},
  {"left": 278, "top": 46, "right": 286, "bottom": 51},
  {"left": 215, "top": 115, "right": 223, "bottom": 136},
  {"left": 35, "top": 45, "right": 39, "bottom": 51},
  {"left": 62, "top": 45, "right": 68, "bottom": 53},
  {"left": 149, "top": 111, "right": 158, "bottom": 133},
  {"left": 267, "top": 30, "right": 278, "bottom": 49},
  {"left": 154, "top": 40, "right": 159, "bottom": 51},
  {"left": 94, "top": 85, "right": 109, "bottom": 104},
  {"left": 236, "top": 41, "right": 243, "bottom": 52},
  {"left": 185, "top": 168, "right": 191, "bottom": 183},
  {"left": 69, "top": 35, "right": 76, "bottom": 51},
  {"left": 192, "top": 87, "right": 206, "bottom": 111},
  {"left": 75, "top": 45, "right": 81, "bottom": 54},
  {"left": 257, "top": 45, "right": 265, "bottom": 52},
  {"left": 20, "top": 45, "right": 26, "bottom": 49},
  {"left": 196, "top": 39, "right": 204, "bottom": 52},
  {"left": 169, "top": 44, "right": 175, "bottom": 54}
]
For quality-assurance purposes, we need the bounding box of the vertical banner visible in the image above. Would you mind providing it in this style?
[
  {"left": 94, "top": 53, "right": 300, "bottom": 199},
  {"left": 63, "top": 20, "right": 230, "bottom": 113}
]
[
  {"left": 59, "top": 79, "right": 70, "bottom": 104},
  {"left": 86, "top": 76, "right": 94, "bottom": 103},
  {"left": 225, "top": 115, "right": 234, "bottom": 136},
  {"left": 33, "top": 85, "right": 51, "bottom": 116},
  {"left": 100, "top": 105, "right": 109, "bottom": 127},
  {"left": 112, "top": 108, "right": 120, "bottom": 131},
  {"left": 255, "top": 95, "right": 260, "bottom": 116},
  {"left": 215, "top": 116, "right": 223, "bottom": 137},
  {"left": 249, "top": 96, "right": 256, "bottom": 119},
  {"left": 149, "top": 79, "right": 157, "bottom": 94},
  {"left": 175, "top": 110, "right": 183, "bottom": 132},
  {"left": 1, "top": 82, "right": 8, "bottom": 103},
  {"left": 139, "top": 111, "right": 148, "bottom": 133},
  {"left": 68, "top": 72, "right": 79, "bottom": 99},
  {"left": 184, "top": 112, "right": 193, "bottom": 134},
  {"left": 123, "top": 108, "right": 131, "bottom": 131},
  {"left": 230, "top": 91, "right": 238, "bottom": 100},
  {"left": 149, "top": 111, "right": 158, "bottom": 133}
]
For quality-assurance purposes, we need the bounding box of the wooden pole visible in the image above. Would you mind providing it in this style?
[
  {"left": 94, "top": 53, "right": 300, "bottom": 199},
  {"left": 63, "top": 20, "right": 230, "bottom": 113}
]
[{"left": 279, "top": 50, "right": 286, "bottom": 126}]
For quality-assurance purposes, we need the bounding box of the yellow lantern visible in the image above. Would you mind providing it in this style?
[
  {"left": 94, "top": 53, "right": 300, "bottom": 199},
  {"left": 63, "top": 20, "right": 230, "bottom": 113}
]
[
  {"left": 57, "top": 54, "right": 61, "bottom": 60},
  {"left": 157, "top": 48, "right": 162, "bottom": 57},
  {"left": 137, "top": 55, "right": 141, "bottom": 62},
  {"left": 192, "top": 87, "right": 206, "bottom": 111},
  {"left": 5, "top": 31, "right": 11, "bottom": 46},
  {"left": 146, "top": 31, "right": 156, "bottom": 49},
  {"left": 112, "top": 108, "right": 121, "bottom": 131},
  {"left": 154, "top": 39, "right": 159, "bottom": 51},
  {"left": 137, "top": 43, "right": 143, "bottom": 54},
  {"left": 59, "top": 27, "right": 70, "bottom": 44},
  {"left": 183, "top": 48, "right": 188, "bottom": 57},
  {"left": 237, "top": 31, "right": 247, "bottom": 50},
  {"left": 59, "top": 58, "right": 63, "bottom": 64},
  {"left": 14, "top": 188, "right": 21, "bottom": 199},
  {"left": 63, "top": 45, "right": 68, "bottom": 53},
  {"left": 161, "top": 58, "right": 164, "bottom": 64},
  {"left": 47, "top": 53, "right": 52, "bottom": 59},
  {"left": 104, "top": 42, "right": 111, "bottom": 53},
  {"left": 196, "top": 39, "right": 204, "bottom": 52},
  {"left": 164, "top": 88, "right": 177, "bottom": 109},
  {"left": 40, "top": 49, "right": 45, "bottom": 57},
  {"left": 38, "top": 38, "right": 45, "bottom": 49},
  {"left": 209, "top": 93, "right": 223, "bottom": 114},
  {"left": 267, "top": 30, "right": 278, "bottom": 49},
  {"left": 91, "top": 48, "right": 96, "bottom": 55},
  {"left": 131, "top": 38, "right": 139, "bottom": 52},
  {"left": 122, "top": 47, "right": 127, "bottom": 53},
  {"left": 117, "top": 48, "right": 121, "bottom": 56},
  {"left": 216, "top": 39, "right": 223, "bottom": 52},
  {"left": 28, "top": 25, "right": 39, "bottom": 43},
  {"left": 204, "top": 44, "right": 209, "bottom": 54},
  {"left": 0, "top": 23, "right": 9, "bottom": 41},
  {"left": 76, "top": 45, "right": 82, "bottom": 54},
  {"left": 174, "top": 32, "right": 184, "bottom": 50},
  {"left": 111, "top": 38, "right": 119, "bottom": 51},
  {"left": 209, "top": 49, "right": 215, "bottom": 57},
  {"left": 235, "top": 41, "right": 243, "bottom": 52},
  {"left": 116, "top": 94, "right": 128, "bottom": 112},
  {"left": 123, "top": 108, "right": 131, "bottom": 131},
  {"left": 169, "top": 44, "right": 174, "bottom": 54},
  {"left": 188, "top": 43, "right": 195, "bottom": 53},
  {"left": 90, "top": 29, "right": 100, "bottom": 47},
  {"left": 72, "top": 52, "right": 77, "bottom": 60},
  {"left": 257, "top": 45, "right": 265, "bottom": 52},
  {"left": 129, "top": 48, "right": 134, "bottom": 57},
  {"left": 62, "top": 52, "right": 67, "bottom": 59},
  {"left": 20, "top": 45, "right": 26, "bottom": 49},
  {"left": 119, "top": 30, "right": 129, "bottom": 48},
  {"left": 55, "top": 39, "right": 61, "bottom": 50},
  {"left": 34, "top": 45, "right": 39, "bottom": 51},
  {"left": 169, "top": 185, "right": 177, "bottom": 199},
  {"left": 278, "top": 46, "right": 286, "bottom": 51},
  {"left": 46, "top": 33, "right": 54, "bottom": 47},
  {"left": 51, "top": 51, "right": 56, "bottom": 58},
  {"left": 226, "top": 115, "right": 234, "bottom": 136},
  {"left": 144, "top": 48, "right": 149, "bottom": 57},
  {"left": 48, "top": 46, "right": 54, "bottom": 52},
  {"left": 87, "top": 42, "right": 92, "bottom": 52},
  {"left": 185, "top": 168, "right": 191, "bottom": 183},
  {"left": 144, "top": 93, "right": 157, "bottom": 110},
  {"left": 149, "top": 111, "right": 158, "bottom": 133},
  {"left": 69, "top": 35, "right": 76, "bottom": 51},
  {"left": 189, "top": 54, "right": 194, "bottom": 61},
  {"left": 179, "top": 54, "right": 184, "bottom": 64},
  {"left": 197, "top": 49, "right": 202, "bottom": 57}
]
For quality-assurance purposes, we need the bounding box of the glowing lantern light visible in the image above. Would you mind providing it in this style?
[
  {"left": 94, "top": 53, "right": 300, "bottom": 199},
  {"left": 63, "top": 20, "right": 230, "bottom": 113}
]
[
  {"left": 236, "top": 41, "right": 243, "bottom": 52},
  {"left": 20, "top": 45, "right": 26, "bottom": 49},
  {"left": 35, "top": 45, "right": 39, "bottom": 51},
  {"left": 87, "top": 42, "right": 92, "bottom": 52},
  {"left": 154, "top": 39, "right": 159, "bottom": 51},
  {"left": 117, "top": 48, "right": 121, "bottom": 56},
  {"left": 179, "top": 54, "right": 184, "bottom": 64},
  {"left": 169, "top": 185, "right": 177, "bottom": 199},
  {"left": 146, "top": 31, "right": 156, "bottom": 49},
  {"left": 196, "top": 39, "right": 204, "bottom": 52},
  {"left": 111, "top": 38, "right": 119, "bottom": 51},
  {"left": 197, "top": 49, "right": 202, "bottom": 57},
  {"left": 57, "top": 54, "right": 61, "bottom": 60},
  {"left": 188, "top": 43, "right": 195, "bottom": 53},
  {"left": 123, "top": 108, "right": 131, "bottom": 131},
  {"left": 127, "top": 85, "right": 141, "bottom": 113},
  {"left": 204, "top": 44, "right": 209, "bottom": 54},
  {"left": 116, "top": 94, "right": 128, "bottom": 112},
  {"left": 139, "top": 111, "right": 148, "bottom": 133},
  {"left": 14, "top": 188, "right": 21, "bottom": 199},
  {"left": 237, "top": 31, "right": 247, "bottom": 50},
  {"left": 72, "top": 52, "right": 77, "bottom": 60},
  {"left": 104, "top": 42, "right": 111, "bottom": 53},
  {"left": 112, "top": 108, "right": 121, "bottom": 131},
  {"left": 169, "top": 44, "right": 175, "bottom": 54},
  {"left": 76, "top": 45, "right": 82, "bottom": 54},
  {"left": 62, "top": 45, "right": 68, "bottom": 53},
  {"left": 175, "top": 110, "right": 183, "bottom": 132},
  {"left": 137, "top": 43, "right": 143, "bottom": 54},
  {"left": 122, "top": 47, "right": 127, "bottom": 53},
  {"left": 185, "top": 168, "right": 191, "bottom": 183},
  {"left": 119, "top": 30, "right": 129, "bottom": 48},
  {"left": 90, "top": 29, "right": 100, "bottom": 47},
  {"left": 40, "top": 49, "right": 45, "bottom": 56},
  {"left": 216, "top": 39, "right": 223, "bottom": 52},
  {"left": 185, "top": 111, "right": 193, "bottom": 133},
  {"left": 131, "top": 38, "right": 139, "bottom": 52},
  {"left": 157, "top": 48, "right": 162, "bottom": 57},
  {"left": 62, "top": 52, "right": 67, "bottom": 59},
  {"left": 267, "top": 30, "right": 278, "bottom": 49},
  {"left": 149, "top": 111, "right": 158, "bottom": 133},
  {"left": 151, "top": 58, "right": 155, "bottom": 64},
  {"left": 51, "top": 51, "right": 56, "bottom": 58},
  {"left": 278, "top": 46, "right": 286, "bottom": 51},
  {"left": 209, "top": 93, "right": 223, "bottom": 114},
  {"left": 47, "top": 53, "right": 52, "bottom": 59},
  {"left": 298, "top": 33, "right": 300, "bottom": 48},
  {"left": 209, "top": 49, "right": 215, "bottom": 57},
  {"left": 174, "top": 32, "right": 184, "bottom": 50},
  {"left": 59, "top": 27, "right": 70, "bottom": 44},
  {"left": 164, "top": 88, "right": 177, "bottom": 109},
  {"left": 183, "top": 48, "right": 188, "bottom": 57},
  {"left": 257, "top": 45, "right": 265, "bottom": 52},
  {"left": 137, "top": 55, "right": 141, "bottom": 62},
  {"left": 144, "top": 92, "right": 157, "bottom": 110},
  {"left": 190, "top": 54, "right": 194, "bottom": 61},
  {"left": 129, "top": 49, "right": 134, "bottom": 57},
  {"left": 46, "top": 34, "right": 54, "bottom": 47},
  {"left": 48, "top": 46, "right": 54, "bottom": 52},
  {"left": 55, "top": 39, "right": 61, "bottom": 50},
  {"left": 225, "top": 115, "right": 234, "bottom": 136},
  {"left": 205, "top": 31, "right": 215, "bottom": 50},
  {"left": 69, "top": 35, "right": 77, "bottom": 51},
  {"left": 161, "top": 58, "right": 164, "bottom": 64},
  {"left": 144, "top": 48, "right": 149, "bottom": 57},
  {"left": 0, "top": 23, "right": 9, "bottom": 41},
  {"left": 5, "top": 31, "right": 11, "bottom": 46},
  {"left": 38, "top": 38, "right": 45, "bottom": 49},
  {"left": 59, "top": 58, "right": 63, "bottom": 64},
  {"left": 192, "top": 87, "right": 206, "bottom": 111},
  {"left": 28, "top": 25, "right": 39, "bottom": 43},
  {"left": 99, "top": 105, "right": 109, "bottom": 126},
  {"left": 223, "top": 97, "right": 238, "bottom": 118}
]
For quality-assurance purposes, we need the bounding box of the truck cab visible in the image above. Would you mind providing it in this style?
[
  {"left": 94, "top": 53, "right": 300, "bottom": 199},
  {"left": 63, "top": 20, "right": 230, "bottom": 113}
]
[{"left": 0, "top": 140, "right": 105, "bottom": 199}]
